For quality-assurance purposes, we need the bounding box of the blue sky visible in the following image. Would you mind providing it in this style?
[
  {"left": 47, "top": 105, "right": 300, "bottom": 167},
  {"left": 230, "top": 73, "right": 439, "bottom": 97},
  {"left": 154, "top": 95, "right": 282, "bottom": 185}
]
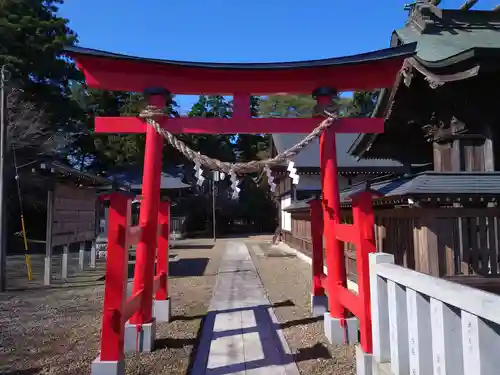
[{"left": 58, "top": 0, "right": 498, "bottom": 111}]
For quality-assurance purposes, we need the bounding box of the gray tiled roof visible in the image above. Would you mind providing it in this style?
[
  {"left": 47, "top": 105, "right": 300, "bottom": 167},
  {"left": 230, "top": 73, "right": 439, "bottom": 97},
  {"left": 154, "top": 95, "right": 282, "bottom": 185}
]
[
  {"left": 395, "top": 5, "right": 500, "bottom": 64},
  {"left": 272, "top": 133, "right": 403, "bottom": 169},
  {"left": 283, "top": 172, "right": 500, "bottom": 212},
  {"left": 283, "top": 200, "right": 311, "bottom": 212},
  {"left": 340, "top": 172, "right": 500, "bottom": 202}
]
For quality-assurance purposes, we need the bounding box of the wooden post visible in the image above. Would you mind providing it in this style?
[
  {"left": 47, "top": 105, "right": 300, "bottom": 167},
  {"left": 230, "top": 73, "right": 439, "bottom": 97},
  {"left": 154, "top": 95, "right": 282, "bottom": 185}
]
[
  {"left": 44, "top": 190, "right": 54, "bottom": 286},
  {"left": 420, "top": 216, "right": 440, "bottom": 276}
]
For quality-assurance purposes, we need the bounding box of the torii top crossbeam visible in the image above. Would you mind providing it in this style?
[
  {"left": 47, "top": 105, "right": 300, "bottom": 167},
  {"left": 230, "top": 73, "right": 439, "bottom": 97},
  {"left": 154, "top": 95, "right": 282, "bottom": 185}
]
[
  {"left": 65, "top": 43, "right": 415, "bottom": 135},
  {"left": 65, "top": 43, "right": 415, "bottom": 94}
]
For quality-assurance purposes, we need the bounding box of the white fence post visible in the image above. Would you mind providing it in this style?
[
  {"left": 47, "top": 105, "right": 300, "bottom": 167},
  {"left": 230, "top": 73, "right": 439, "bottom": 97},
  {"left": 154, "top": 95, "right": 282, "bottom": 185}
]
[
  {"left": 387, "top": 280, "right": 410, "bottom": 374},
  {"left": 430, "top": 298, "right": 463, "bottom": 375},
  {"left": 61, "top": 244, "right": 69, "bottom": 281},
  {"left": 461, "top": 311, "right": 500, "bottom": 375},
  {"left": 406, "top": 288, "right": 432, "bottom": 375},
  {"left": 369, "top": 253, "right": 393, "bottom": 364},
  {"left": 79, "top": 242, "right": 85, "bottom": 271},
  {"left": 90, "top": 239, "right": 96, "bottom": 269},
  {"left": 44, "top": 190, "right": 54, "bottom": 286}
]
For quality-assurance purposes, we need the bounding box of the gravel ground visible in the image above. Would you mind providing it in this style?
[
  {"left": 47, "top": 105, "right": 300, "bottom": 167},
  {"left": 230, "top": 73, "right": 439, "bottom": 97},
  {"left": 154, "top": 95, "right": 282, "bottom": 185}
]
[
  {"left": 0, "top": 238, "right": 223, "bottom": 375},
  {"left": 247, "top": 240, "right": 356, "bottom": 375}
]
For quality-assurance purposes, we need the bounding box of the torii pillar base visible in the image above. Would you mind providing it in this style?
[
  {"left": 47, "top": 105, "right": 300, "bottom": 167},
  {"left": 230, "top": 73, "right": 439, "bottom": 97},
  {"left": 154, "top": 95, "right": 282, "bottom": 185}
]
[
  {"left": 123, "top": 319, "right": 156, "bottom": 353},
  {"left": 324, "top": 313, "right": 359, "bottom": 345},
  {"left": 91, "top": 358, "right": 125, "bottom": 375},
  {"left": 311, "top": 295, "right": 328, "bottom": 317},
  {"left": 153, "top": 298, "right": 171, "bottom": 323}
]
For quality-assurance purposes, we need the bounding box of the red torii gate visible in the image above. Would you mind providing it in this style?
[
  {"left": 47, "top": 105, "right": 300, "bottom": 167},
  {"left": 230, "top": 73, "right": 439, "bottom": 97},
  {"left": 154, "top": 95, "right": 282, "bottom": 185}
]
[{"left": 66, "top": 42, "right": 415, "bottom": 374}]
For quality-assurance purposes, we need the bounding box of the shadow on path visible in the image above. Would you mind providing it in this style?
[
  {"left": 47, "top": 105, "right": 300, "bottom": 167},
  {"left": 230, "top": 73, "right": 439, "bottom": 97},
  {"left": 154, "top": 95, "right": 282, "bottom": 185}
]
[{"left": 190, "top": 301, "right": 327, "bottom": 375}]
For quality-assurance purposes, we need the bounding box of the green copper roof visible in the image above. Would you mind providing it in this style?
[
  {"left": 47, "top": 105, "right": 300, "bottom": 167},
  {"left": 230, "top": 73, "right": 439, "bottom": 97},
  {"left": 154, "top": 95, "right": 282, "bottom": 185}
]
[{"left": 394, "top": 4, "right": 500, "bottom": 63}]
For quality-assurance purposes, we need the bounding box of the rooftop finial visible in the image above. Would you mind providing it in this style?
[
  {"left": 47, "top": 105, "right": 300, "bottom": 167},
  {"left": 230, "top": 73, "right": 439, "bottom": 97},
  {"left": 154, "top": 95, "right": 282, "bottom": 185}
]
[{"left": 460, "top": 0, "right": 479, "bottom": 10}]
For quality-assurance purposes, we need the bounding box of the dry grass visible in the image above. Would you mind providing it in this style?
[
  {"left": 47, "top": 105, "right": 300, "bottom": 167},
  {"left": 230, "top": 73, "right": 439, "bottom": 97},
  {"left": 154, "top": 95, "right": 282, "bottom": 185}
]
[{"left": 0, "top": 239, "right": 223, "bottom": 375}]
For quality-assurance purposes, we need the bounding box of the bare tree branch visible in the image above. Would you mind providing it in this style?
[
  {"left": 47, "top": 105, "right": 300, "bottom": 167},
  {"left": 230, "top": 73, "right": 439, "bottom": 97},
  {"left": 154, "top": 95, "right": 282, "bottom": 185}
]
[
  {"left": 460, "top": 0, "right": 479, "bottom": 10},
  {"left": 429, "top": 0, "right": 442, "bottom": 6},
  {"left": 6, "top": 88, "right": 71, "bottom": 156}
]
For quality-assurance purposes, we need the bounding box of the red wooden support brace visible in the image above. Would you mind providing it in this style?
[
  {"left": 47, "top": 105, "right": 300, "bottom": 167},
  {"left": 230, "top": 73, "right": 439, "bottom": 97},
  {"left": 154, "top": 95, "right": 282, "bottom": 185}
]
[
  {"left": 352, "top": 191, "right": 377, "bottom": 354},
  {"left": 310, "top": 198, "right": 328, "bottom": 317},
  {"left": 156, "top": 201, "right": 170, "bottom": 300},
  {"left": 310, "top": 199, "right": 325, "bottom": 297},
  {"left": 99, "top": 192, "right": 131, "bottom": 362},
  {"left": 130, "top": 89, "right": 165, "bottom": 326},
  {"left": 153, "top": 201, "right": 171, "bottom": 322}
]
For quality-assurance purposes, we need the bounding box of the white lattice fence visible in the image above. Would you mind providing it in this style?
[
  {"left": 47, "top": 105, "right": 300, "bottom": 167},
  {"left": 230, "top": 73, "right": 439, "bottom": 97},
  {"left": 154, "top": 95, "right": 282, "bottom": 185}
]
[{"left": 357, "top": 252, "right": 500, "bottom": 375}]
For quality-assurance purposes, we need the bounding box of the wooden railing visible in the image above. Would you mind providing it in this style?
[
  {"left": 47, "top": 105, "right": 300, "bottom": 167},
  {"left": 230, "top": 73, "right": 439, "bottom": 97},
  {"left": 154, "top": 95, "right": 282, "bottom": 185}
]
[{"left": 363, "top": 252, "right": 500, "bottom": 375}]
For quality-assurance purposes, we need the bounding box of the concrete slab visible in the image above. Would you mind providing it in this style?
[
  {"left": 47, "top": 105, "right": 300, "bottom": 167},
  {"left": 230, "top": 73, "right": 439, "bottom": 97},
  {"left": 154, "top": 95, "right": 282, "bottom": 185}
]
[{"left": 190, "top": 241, "right": 300, "bottom": 375}]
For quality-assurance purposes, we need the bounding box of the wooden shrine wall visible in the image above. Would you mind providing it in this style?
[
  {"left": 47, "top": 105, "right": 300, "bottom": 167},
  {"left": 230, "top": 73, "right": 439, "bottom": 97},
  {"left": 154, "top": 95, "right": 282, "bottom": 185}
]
[
  {"left": 286, "top": 207, "right": 500, "bottom": 281},
  {"left": 51, "top": 184, "right": 97, "bottom": 246}
]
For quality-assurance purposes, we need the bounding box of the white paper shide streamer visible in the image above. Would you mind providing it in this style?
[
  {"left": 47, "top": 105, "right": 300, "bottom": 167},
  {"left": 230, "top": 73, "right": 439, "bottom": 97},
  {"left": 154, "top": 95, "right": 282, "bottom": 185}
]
[
  {"left": 287, "top": 160, "right": 299, "bottom": 185},
  {"left": 264, "top": 165, "right": 276, "bottom": 192},
  {"left": 194, "top": 160, "right": 205, "bottom": 186},
  {"left": 229, "top": 168, "right": 240, "bottom": 199}
]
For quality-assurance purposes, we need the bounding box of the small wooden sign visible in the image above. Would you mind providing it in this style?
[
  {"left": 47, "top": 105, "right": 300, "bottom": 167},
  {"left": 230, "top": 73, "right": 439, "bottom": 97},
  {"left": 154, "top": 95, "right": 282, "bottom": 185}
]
[{"left": 51, "top": 184, "right": 97, "bottom": 247}]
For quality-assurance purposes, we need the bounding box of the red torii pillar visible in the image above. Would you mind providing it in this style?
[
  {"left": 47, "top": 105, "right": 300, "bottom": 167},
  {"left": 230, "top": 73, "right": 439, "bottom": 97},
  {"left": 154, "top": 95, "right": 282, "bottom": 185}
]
[
  {"left": 124, "top": 88, "right": 171, "bottom": 352},
  {"left": 313, "top": 87, "right": 361, "bottom": 345}
]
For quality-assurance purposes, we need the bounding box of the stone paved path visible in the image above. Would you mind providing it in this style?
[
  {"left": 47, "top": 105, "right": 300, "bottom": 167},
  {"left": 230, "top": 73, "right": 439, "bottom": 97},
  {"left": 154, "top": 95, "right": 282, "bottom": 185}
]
[{"left": 191, "top": 241, "right": 301, "bottom": 375}]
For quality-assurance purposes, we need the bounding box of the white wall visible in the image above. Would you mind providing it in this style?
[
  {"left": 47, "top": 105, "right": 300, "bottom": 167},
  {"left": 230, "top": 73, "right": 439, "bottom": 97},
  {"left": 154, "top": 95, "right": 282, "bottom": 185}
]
[
  {"left": 296, "top": 174, "right": 371, "bottom": 193},
  {"left": 280, "top": 194, "right": 292, "bottom": 231}
]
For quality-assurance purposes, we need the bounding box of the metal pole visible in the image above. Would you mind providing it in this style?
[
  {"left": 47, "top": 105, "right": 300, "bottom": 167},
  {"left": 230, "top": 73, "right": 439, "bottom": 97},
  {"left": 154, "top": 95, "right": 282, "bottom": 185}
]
[
  {"left": 212, "top": 171, "right": 218, "bottom": 243},
  {"left": 0, "top": 66, "right": 6, "bottom": 292}
]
